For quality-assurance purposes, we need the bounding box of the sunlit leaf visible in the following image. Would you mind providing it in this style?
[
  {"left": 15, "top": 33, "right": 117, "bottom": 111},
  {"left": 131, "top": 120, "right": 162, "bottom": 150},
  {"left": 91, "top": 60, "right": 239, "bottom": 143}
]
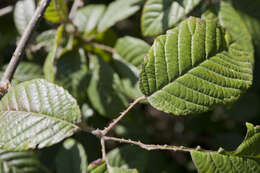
[
  {"left": 191, "top": 123, "right": 260, "bottom": 173},
  {"left": 139, "top": 17, "right": 253, "bottom": 115},
  {"left": 14, "top": 0, "right": 35, "bottom": 34},
  {"left": 74, "top": 5, "right": 105, "bottom": 34},
  {"left": 0, "top": 79, "right": 81, "bottom": 151},
  {"left": 141, "top": 0, "right": 201, "bottom": 36},
  {"left": 98, "top": 0, "right": 144, "bottom": 32},
  {"left": 44, "top": 0, "right": 68, "bottom": 23}
]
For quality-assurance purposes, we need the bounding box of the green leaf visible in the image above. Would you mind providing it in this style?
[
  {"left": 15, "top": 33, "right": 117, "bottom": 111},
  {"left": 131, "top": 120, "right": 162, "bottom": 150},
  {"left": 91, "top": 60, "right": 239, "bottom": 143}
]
[
  {"left": 43, "top": 25, "right": 64, "bottom": 82},
  {"left": 107, "top": 145, "right": 148, "bottom": 172},
  {"left": 98, "top": 0, "right": 143, "bottom": 32},
  {"left": 0, "top": 79, "right": 81, "bottom": 151},
  {"left": 74, "top": 5, "right": 106, "bottom": 34},
  {"left": 14, "top": 0, "right": 35, "bottom": 35},
  {"left": 0, "top": 150, "right": 40, "bottom": 173},
  {"left": 87, "top": 55, "right": 128, "bottom": 118},
  {"left": 36, "top": 29, "right": 56, "bottom": 51},
  {"left": 1, "top": 62, "right": 43, "bottom": 86},
  {"left": 139, "top": 17, "right": 253, "bottom": 115},
  {"left": 141, "top": 0, "right": 201, "bottom": 36},
  {"left": 44, "top": 0, "right": 68, "bottom": 23},
  {"left": 191, "top": 123, "right": 260, "bottom": 173},
  {"left": 114, "top": 36, "right": 150, "bottom": 67},
  {"left": 55, "top": 48, "right": 90, "bottom": 104},
  {"left": 56, "top": 138, "right": 87, "bottom": 173},
  {"left": 87, "top": 160, "right": 139, "bottom": 173},
  {"left": 43, "top": 43, "right": 58, "bottom": 82},
  {"left": 113, "top": 59, "right": 143, "bottom": 99},
  {"left": 108, "top": 167, "right": 139, "bottom": 173}
]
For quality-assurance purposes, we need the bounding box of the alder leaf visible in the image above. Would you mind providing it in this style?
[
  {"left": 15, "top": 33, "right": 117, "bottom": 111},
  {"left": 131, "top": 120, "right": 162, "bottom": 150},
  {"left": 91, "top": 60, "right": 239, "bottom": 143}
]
[
  {"left": 87, "top": 55, "right": 128, "bottom": 118},
  {"left": 191, "top": 123, "right": 260, "bottom": 173},
  {"left": 0, "top": 79, "right": 81, "bottom": 151},
  {"left": 44, "top": 0, "right": 68, "bottom": 23},
  {"left": 139, "top": 17, "right": 253, "bottom": 115},
  {"left": 141, "top": 0, "right": 201, "bottom": 36},
  {"left": 0, "top": 150, "right": 41, "bottom": 173},
  {"left": 114, "top": 36, "right": 150, "bottom": 68},
  {"left": 56, "top": 138, "right": 87, "bottom": 173},
  {"left": 55, "top": 49, "right": 90, "bottom": 104},
  {"left": 74, "top": 5, "right": 106, "bottom": 34},
  {"left": 98, "top": 0, "right": 144, "bottom": 32},
  {"left": 13, "top": 0, "right": 35, "bottom": 35}
]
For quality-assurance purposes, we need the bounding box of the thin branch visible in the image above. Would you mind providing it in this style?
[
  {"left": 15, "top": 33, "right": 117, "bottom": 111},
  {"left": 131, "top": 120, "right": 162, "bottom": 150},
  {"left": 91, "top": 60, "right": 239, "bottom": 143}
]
[
  {"left": 0, "top": 5, "right": 13, "bottom": 17},
  {"left": 69, "top": 0, "right": 83, "bottom": 19},
  {"left": 104, "top": 136, "right": 212, "bottom": 153},
  {"left": 90, "top": 42, "right": 117, "bottom": 54},
  {"left": 0, "top": 0, "right": 52, "bottom": 94},
  {"left": 101, "top": 96, "right": 146, "bottom": 136}
]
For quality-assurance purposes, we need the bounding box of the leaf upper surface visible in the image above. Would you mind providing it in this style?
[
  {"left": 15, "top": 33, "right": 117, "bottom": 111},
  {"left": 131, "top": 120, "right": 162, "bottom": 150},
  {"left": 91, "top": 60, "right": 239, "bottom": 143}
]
[
  {"left": 191, "top": 123, "right": 260, "bottom": 173},
  {"left": 0, "top": 79, "right": 81, "bottom": 151},
  {"left": 139, "top": 17, "right": 253, "bottom": 115},
  {"left": 141, "top": 0, "right": 201, "bottom": 36}
]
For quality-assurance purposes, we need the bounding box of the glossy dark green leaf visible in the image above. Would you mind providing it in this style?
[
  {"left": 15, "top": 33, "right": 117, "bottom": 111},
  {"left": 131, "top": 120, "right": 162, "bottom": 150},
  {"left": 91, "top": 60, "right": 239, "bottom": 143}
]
[
  {"left": 191, "top": 123, "right": 260, "bottom": 173},
  {"left": 14, "top": 0, "right": 35, "bottom": 34},
  {"left": 56, "top": 138, "right": 87, "bottom": 173},
  {"left": 139, "top": 17, "right": 253, "bottom": 115},
  {"left": 0, "top": 79, "right": 81, "bottom": 151},
  {"left": 141, "top": 0, "right": 201, "bottom": 36}
]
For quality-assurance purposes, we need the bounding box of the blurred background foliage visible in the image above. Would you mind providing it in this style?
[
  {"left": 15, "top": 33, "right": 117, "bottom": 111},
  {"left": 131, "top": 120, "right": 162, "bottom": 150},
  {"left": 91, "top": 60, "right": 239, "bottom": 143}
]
[{"left": 0, "top": 0, "right": 260, "bottom": 172}]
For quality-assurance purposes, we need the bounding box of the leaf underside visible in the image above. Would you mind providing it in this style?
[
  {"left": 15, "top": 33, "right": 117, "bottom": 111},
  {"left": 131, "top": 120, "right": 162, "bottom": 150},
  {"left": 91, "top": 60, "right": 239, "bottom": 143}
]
[
  {"left": 0, "top": 149, "right": 40, "bottom": 173},
  {"left": 0, "top": 79, "right": 81, "bottom": 151},
  {"left": 139, "top": 17, "right": 253, "bottom": 115}
]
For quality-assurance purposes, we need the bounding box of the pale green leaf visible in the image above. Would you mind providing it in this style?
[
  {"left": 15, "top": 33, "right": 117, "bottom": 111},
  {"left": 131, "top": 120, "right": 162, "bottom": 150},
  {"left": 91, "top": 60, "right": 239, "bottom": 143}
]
[
  {"left": 87, "top": 160, "right": 139, "bottom": 173},
  {"left": 0, "top": 150, "right": 40, "bottom": 173},
  {"left": 191, "top": 123, "right": 260, "bottom": 173},
  {"left": 108, "top": 167, "right": 138, "bottom": 173},
  {"left": 55, "top": 48, "right": 89, "bottom": 104},
  {"left": 56, "top": 138, "right": 87, "bottom": 173},
  {"left": 43, "top": 25, "right": 64, "bottom": 82},
  {"left": 141, "top": 0, "right": 201, "bottom": 36},
  {"left": 44, "top": 0, "right": 68, "bottom": 23},
  {"left": 74, "top": 5, "right": 106, "bottom": 34},
  {"left": 114, "top": 36, "right": 150, "bottom": 67},
  {"left": 1, "top": 62, "right": 43, "bottom": 86},
  {"left": 43, "top": 43, "right": 58, "bottom": 82},
  {"left": 0, "top": 79, "right": 81, "bottom": 151},
  {"left": 87, "top": 55, "right": 128, "bottom": 118},
  {"left": 98, "top": 0, "right": 143, "bottom": 32},
  {"left": 14, "top": 0, "right": 35, "bottom": 34},
  {"left": 139, "top": 17, "right": 253, "bottom": 115},
  {"left": 36, "top": 29, "right": 56, "bottom": 51}
]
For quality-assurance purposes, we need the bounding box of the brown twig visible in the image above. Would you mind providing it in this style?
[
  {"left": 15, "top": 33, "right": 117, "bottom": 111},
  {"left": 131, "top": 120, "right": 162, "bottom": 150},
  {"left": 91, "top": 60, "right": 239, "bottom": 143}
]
[
  {"left": 104, "top": 136, "right": 211, "bottom": 153},
  {"left": 90, "top": 42, "right": 117, "bottom": 54},
  {"left": 0, "top": 0, "right": 52, "bottom": 94},
  {"left": 69, "top": 0, "right": 83, "bottom": 19},
  {"left": 100, "top": 96, "right": 146, "bottom": 136}
]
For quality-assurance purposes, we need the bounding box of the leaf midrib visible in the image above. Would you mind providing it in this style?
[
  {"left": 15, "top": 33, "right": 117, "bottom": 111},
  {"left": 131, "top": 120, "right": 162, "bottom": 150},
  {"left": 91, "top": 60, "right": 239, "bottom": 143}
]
[{"left": 0, "top": 110, "right": 79, "bottom": 129}]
